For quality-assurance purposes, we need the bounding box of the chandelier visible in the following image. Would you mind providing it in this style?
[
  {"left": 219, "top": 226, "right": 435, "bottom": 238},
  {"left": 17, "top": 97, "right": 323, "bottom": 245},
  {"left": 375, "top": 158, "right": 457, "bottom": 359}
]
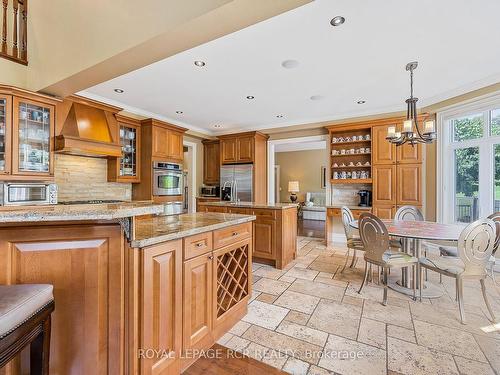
[{"left": 386, "top": 62, "right": 436, "bottom": 146}]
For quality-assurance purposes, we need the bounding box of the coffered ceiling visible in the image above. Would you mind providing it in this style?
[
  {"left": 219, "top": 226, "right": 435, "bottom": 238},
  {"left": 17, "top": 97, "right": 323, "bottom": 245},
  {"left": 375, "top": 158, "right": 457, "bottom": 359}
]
[{"left": 80, "top": 0, "right": 500, "bottom": 135}]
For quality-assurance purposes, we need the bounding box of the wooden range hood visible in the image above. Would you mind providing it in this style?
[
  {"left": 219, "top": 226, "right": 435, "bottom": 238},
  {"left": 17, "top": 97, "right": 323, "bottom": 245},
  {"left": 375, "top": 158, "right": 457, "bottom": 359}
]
[{"left": 55, "top": 95, "right": 122, "bottom": 157}]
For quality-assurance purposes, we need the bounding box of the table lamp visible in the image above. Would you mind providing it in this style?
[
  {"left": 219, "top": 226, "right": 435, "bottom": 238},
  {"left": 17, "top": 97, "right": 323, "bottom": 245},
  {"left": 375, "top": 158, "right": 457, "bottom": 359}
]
[{"left": 288, "top": 181, "right": 299, "bottom": 203}]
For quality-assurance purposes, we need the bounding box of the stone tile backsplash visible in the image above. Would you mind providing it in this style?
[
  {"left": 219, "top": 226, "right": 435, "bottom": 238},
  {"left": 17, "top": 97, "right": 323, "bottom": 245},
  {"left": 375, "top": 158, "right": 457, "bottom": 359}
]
[
  {"left": 55, "top": 154, "right": 132, "bottom": 202},
  {"left": 331, "top": 184, "right": 371, "bottom": 206}
]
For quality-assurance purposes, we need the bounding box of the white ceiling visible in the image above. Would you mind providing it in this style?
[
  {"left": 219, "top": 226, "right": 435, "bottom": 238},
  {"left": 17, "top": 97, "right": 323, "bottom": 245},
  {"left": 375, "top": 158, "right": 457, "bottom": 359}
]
[
  {"left": 80, "top": 0, "right": 500, "bottom": 136},
  {"left": 275, "top": 140, "right": 326, "bottom": 152}
]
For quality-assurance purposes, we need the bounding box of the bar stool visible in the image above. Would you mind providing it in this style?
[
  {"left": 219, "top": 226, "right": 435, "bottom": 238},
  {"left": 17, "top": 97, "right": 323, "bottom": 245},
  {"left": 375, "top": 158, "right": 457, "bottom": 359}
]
[{"left": 0, "top": 284, "right": 54, "bottom": 375}]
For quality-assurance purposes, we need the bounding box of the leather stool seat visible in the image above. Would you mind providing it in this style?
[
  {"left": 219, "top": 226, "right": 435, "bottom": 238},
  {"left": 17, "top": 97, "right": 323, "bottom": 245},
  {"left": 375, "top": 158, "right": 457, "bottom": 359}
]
[{"left": 0, "top": 285, "right": 53, "bottom": 338}]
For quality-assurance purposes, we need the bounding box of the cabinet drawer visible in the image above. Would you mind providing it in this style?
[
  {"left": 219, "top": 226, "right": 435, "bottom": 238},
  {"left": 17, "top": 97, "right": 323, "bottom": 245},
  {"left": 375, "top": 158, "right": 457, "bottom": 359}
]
[
  {"left": 351, "top": 210, "right": 370, "bottom": 219},
  {"left": 227, "top": 207, "right": 250, "bottom": 215},
  {"left": 327, "top": 208, "right": 341, "bottom": 217},
  {"left": 252, "top": 208, "right": 277, "bottom": 219},
  {"left": 183, "top": 232, "right": 213, "bottom": 260},
  {"left": 213, "top": 222, "right": 252, "bottom": 249}
]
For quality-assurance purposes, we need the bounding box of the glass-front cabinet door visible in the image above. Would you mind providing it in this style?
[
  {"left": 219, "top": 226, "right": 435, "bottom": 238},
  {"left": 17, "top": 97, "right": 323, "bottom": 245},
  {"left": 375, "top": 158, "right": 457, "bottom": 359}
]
[
  {"left": 12, "top": 97, "right": 54, "bottom": 177},
  {"left": 0, "top": 95, "right": 11, "bottom": 175},
  {"left": 120, "top": 124, "right": 138, "bottom": 178}
]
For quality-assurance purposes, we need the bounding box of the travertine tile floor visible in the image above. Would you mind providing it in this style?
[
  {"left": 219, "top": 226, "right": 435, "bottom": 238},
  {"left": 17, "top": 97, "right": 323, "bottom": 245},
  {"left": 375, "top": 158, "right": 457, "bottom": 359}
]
[{"left": 218, "top": 236, "right": 500, "bottom": 375}]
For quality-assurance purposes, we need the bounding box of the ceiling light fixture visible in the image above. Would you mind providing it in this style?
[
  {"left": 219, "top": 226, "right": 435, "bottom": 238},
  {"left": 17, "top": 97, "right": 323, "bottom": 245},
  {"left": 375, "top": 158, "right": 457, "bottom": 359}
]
[
  {"left": 281, "top": 60, "right": 299, "bottom": 69},
  {"left": 357, "top": 100, "right": 366, "bottom": 104},
  {"left": 276, "top": 115, "right": 284, "bottom": 118},
  {"left": 114, "top": 88, "right": 124, "bottom": 93},
  {"left": 246, "top": 95, "right": 255, "bottom": 99},
  {"left": 214, "top": 124, "right": 222, "bottom": 128},
  {"left": 176, "top": 111, "right": 183, "bottom": 114},
  {"left": 386, "top": 62, "right": 436, "bottom": 146},
  {"left": 330, "top": 16, "right": 345, "bottom": 27},
  {"left": 194, "top": 60, "right": 206, "bottom": 67}
]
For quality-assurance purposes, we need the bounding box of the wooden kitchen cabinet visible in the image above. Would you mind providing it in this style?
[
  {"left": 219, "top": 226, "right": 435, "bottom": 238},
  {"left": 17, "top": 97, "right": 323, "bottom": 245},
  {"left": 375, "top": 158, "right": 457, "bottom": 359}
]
[
  {"left": 152, "top": 125, "right": 169, "bottom": 158},
  {"left": 108, "top": 114, "right": 141, "bottom": 183},
  {"left": 202, "top": 140, "right": 220, "bottom": 185},
  {"left": 372, "top": 164, "right": 397, "bottom": 206},
  {"left": 372, "top": 124, "right": 396, "bottom": 165},
  {"left": 218, "top": 131, "right": 267, "bottom": 165},
  {"left": 140, "top": 240, "right": 183, "bottom": 375},
  {"left": 237, "top": 135, "right": 254, "bottom": 162},
  {"left": 0, "top": 94, "right": 11, "bottom": 175},
  {"left": 200, "top": 204, "right": 296, "bottom": 269},
  {"left": 183, "top": 253, "right": 213, "bottom": 354},
  {"left": 167, "top": 129, "right": 184, "bottom": 161},
  {"left": 12, "top": 96, "right": 56, "bottom": 179},
  {"left": 397, "top": 163, "right": 422, "bottom": 205},
  {"left": 396, "top": 142, "right": 422, "bottom": 163},
  {"left": 220, "top": 137, "right": 237, "bottom": 164},
  {"left": 253, "top": 218, "right": 276, "bottom": 260},
  {"left": 0, "top": 223, "right": 124, "bottom": 375},
  {"left": 372, "top": 205, "right": 396, "bottom": 219}
]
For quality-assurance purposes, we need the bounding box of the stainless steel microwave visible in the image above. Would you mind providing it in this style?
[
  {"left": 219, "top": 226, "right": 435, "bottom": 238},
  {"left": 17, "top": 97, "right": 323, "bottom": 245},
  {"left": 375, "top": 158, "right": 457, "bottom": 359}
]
[
  {"left": 0, "top": 182, "right": 58, "bottom": 206},
  {"left": 152, "top": 162, "right": 183, "bottom": 196}
]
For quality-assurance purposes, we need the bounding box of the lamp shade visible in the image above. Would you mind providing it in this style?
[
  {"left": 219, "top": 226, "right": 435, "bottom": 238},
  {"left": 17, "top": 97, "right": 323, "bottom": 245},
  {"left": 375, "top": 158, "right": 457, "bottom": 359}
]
[{"left": 288, "top": 181, "right": 299, "bottom": 193}]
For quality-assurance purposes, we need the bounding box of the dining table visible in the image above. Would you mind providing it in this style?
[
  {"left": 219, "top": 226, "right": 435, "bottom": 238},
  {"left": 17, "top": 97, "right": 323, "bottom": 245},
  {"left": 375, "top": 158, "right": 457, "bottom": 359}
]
[{"left": 349, "top": 219, "right": 465, "bottom": 298}]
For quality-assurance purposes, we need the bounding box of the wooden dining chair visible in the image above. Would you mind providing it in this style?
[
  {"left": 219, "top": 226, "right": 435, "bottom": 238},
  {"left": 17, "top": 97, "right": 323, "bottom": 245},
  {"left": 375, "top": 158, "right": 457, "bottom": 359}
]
[
  {"left": 357, "top": 212, "right": 418, "bottom": 305},
  {"left": 419, "top": 218, "right": 497, "bottom": 324},
  {"left": 340, "top": 206, "right": 364, "bottom": 272}
]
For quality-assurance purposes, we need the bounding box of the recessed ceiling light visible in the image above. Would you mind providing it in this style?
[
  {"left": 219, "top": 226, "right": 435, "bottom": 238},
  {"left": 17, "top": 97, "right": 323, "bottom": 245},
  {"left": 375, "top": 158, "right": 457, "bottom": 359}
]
[
  {"left": 114, "top": 88, "right": 124, "bottom": 93},
  {"left": 357, "top": 100, "right": 366, "bottom": 104},
  {"left": 276, "top": 115, "right": 284, "bottom": 118},
  {"left": 281, "top": 60, "right": 299, "bottom": 69},
  {"left": 194, "top": 60, "right": 206, "bottom": 67},
  {"left": 176, "top": 111, "right": 183, "bottom": 114},
  {"left": 310, "top": 95, "right": 325, "bottom": 101},
  {"left": 330, "top": 16, "right": 345, "bottom": 27},
  {"left": 246, "top": 95, "right": 255, "bottom": 99},
  {"left": 214, "top": 124, "right": 222, "bottom": 128}
]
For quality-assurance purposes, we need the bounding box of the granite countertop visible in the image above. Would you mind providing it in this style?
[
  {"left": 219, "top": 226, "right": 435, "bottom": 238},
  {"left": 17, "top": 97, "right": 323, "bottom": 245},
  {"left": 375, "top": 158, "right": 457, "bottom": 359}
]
[
  {"left": 131, "top": 212, "right": 256, "bottom": 248},
  {"left": 198, "top": 201, "right": 298, "bottom": 210},
  {"left": 0, "top": 201, "right": 165, "bottom": 223},
  {"left": 326, "top": 205, "right": 372, "bottom": 210}
]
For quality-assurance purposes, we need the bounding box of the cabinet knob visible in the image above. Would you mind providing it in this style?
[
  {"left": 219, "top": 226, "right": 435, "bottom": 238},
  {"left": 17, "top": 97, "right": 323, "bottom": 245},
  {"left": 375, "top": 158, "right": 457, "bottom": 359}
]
[
  {"left": 208, "top": 255, "right": 214, "bottom": 260},
  {"left": 196, "top": 243, "right": 204, "bottom": 247},
  {"left": 232, "top": 232, "right": 238, "bottom": 236}
]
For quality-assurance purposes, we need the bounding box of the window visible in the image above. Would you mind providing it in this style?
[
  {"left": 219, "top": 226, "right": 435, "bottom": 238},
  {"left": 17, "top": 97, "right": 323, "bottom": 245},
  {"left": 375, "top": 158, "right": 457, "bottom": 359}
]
[{"left": 439, "top": 93, "right": 500, "bottom": 223}]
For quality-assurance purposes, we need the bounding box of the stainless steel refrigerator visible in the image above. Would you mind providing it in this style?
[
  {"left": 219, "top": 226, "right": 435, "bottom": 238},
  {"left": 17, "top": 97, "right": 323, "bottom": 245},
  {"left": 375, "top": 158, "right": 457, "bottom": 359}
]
[{"left": 220, "top": 164, "right": 253, "bottom": 202}]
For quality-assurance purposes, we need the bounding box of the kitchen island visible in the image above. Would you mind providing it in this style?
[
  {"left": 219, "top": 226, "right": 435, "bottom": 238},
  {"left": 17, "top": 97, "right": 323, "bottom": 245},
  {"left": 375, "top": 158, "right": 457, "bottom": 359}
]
[
  {"left": 198, "top": 201, "right": 297, "bottom": 269},
  {"left": 0, "top": 203, "right": 255, "bottom": 375}
]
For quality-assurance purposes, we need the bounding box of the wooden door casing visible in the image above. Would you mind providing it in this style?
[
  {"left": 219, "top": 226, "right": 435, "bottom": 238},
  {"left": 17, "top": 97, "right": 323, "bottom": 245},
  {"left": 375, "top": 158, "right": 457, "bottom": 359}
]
[
  {"left": 397, "top": 163, "right": 422, "bottom": 206},
  {"left": 140, "top": 240, "right": 182, "bottom": 375},
  {"left": 372, "top": 165, "right": 396, "bottom": 206},
  {"left": 0, "top": 224, "right": 124, "bottom": 375},
  {"left": 372, "top": 125, "right": 396, "bottom": 165},
  {"left": 182, "top": 254, "right": 213, "bottom": 353},
  {"left": 0, "top": 95, "right": 11, "bottom": 175},
  {"left": 236, "top": 136, "right": 253, "bottom": 163}
]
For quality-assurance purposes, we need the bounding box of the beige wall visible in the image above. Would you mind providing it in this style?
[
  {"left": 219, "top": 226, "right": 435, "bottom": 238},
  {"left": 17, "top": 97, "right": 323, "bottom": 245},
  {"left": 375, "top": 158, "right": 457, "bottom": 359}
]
[
  {"left": 275, "top": 149, "right": 326, "bottom": 203},
  {"left": 54, "top": 154, "right": 131, "bottom": 202}
]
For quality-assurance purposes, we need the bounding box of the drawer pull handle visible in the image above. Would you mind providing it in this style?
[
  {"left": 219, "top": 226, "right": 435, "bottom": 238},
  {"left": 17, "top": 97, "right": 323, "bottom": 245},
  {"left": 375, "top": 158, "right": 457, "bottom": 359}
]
[
  {"left": 196, "top": 243, "right": 204, "bottom": 247},
  {"left": 232, "top": 232, "right": 238, "bottom": 236}
]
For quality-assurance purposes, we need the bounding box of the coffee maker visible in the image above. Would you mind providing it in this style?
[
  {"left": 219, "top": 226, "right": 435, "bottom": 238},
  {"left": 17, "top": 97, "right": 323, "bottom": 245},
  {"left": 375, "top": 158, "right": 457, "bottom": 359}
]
[{"left": 358, "top": 190, "right": 372, "bottom": 207}]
